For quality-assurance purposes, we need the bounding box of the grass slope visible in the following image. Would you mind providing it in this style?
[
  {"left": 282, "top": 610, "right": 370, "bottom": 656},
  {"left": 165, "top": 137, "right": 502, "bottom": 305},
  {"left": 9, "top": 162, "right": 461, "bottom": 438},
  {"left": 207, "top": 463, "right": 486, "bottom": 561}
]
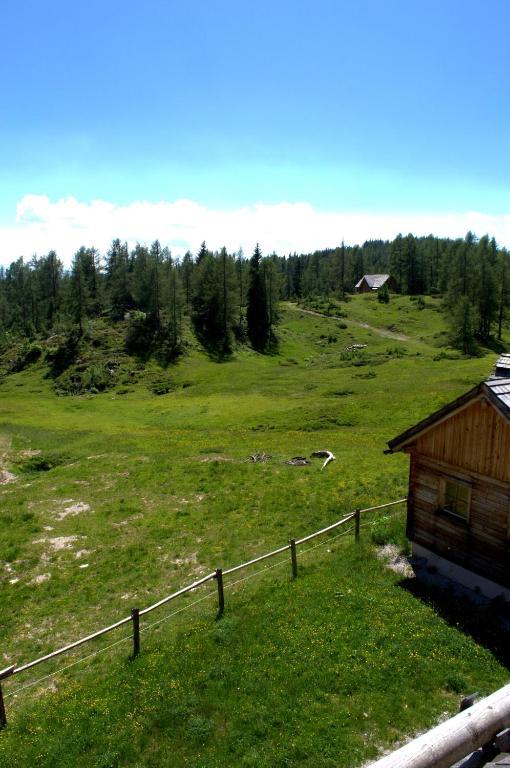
[{"left": 0, "top": 294, "right": 508, "bottom": 766}]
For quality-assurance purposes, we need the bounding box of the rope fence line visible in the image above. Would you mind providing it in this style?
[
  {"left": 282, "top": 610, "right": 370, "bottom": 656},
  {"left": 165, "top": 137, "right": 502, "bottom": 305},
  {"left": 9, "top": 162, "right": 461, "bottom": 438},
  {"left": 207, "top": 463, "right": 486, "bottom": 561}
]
[
  {"left": 4, "top": 634, "right": 133, "bottom": 700},
  {"left": 0, "top": 497, "right": 407, "bottom": 725},
  {"left": 5, "top": 566, "right": 290, "bottom": 702},
  {"left": 5, "top": 590, "right": 222, "bottom": 701}
]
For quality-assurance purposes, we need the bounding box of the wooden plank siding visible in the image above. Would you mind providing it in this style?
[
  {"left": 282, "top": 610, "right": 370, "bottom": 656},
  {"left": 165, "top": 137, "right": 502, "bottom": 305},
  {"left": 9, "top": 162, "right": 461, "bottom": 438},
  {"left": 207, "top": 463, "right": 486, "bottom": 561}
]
[
  {"left": 409, "top": 455, "right": 510, "bottom": 587},
  {"left": 415, "top": 398, "right": 510, "bottom": 484}
]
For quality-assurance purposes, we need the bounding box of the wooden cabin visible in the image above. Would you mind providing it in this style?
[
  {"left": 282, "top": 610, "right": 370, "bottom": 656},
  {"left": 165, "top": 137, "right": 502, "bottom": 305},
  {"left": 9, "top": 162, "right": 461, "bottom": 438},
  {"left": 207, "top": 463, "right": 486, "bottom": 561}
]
[
  {"left": 355, "top": 274, "right": 397, "bottom": 293},
  {"left": 386, "top": 363, "right": 510, "bottom": 600}
]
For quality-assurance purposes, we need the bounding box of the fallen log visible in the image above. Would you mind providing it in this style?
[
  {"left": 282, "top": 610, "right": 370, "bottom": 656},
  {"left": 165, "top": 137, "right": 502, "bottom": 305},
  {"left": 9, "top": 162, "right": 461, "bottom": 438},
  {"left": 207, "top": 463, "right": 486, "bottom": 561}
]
[
  {"left": 311, "top": 450, "right": 335, "bottom": 470},
  {"left": 286, "top": 457, "right": 310, "bottom": 466},
  {"left": 245, "top": 453, "right": 271, "bottom": 463}
]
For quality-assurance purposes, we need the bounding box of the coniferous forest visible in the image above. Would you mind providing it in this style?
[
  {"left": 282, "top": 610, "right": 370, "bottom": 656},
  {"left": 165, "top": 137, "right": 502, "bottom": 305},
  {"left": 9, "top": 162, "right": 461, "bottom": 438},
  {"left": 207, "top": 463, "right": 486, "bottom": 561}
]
[{"left": 0, "top": 231, "right": 508, "bottom": 361}]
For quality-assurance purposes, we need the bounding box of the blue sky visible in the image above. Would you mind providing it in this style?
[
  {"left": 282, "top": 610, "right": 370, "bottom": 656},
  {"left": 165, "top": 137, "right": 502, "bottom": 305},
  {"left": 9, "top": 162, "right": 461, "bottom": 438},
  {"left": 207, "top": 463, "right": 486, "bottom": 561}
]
[{"left": 1, "top": 0, "right": 510, "bottom": 262}]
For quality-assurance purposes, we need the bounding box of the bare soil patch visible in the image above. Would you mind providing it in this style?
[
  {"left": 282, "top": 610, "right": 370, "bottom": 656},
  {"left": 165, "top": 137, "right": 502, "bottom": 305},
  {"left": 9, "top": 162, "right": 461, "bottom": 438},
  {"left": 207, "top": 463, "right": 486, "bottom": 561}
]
[
  {"left": 0, "top": 469, "right": 17, "bottom": 485},
  {"left": 376, "top": 543, "right": 414, "bottom": 578},
  {"left": 55, "top": 501, "right": 91, "bottom": 520}
]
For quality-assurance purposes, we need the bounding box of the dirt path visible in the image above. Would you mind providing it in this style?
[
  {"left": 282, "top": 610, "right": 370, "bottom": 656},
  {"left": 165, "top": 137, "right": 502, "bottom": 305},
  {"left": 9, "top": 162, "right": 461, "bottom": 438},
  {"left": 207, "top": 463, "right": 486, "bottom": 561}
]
[
  {"left": 348, "top": 319, "right": 409, "bottom": 341},
  {"left": 289, "top": 304, "right": 410, "bottom": 341}
]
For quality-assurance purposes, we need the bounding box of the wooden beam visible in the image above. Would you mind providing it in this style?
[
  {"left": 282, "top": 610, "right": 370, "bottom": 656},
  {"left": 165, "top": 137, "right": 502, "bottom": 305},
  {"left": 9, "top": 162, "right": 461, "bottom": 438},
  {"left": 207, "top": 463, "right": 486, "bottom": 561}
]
[{"left": 367, "top": 683, "right": 510, "bottom": 768}]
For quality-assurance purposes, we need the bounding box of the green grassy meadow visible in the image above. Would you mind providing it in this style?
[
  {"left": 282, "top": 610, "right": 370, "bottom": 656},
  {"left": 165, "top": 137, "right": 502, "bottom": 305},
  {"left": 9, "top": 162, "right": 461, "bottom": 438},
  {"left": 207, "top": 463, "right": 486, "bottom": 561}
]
[{"left": 1, "top": 294, "right": 508, "bottom": 767}]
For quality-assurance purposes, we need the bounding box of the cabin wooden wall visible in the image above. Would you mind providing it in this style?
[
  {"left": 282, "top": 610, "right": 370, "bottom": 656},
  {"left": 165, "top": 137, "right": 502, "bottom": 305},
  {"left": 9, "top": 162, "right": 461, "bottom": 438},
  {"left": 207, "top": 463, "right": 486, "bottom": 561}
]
[
  {"left": 415, "top": 398, "right": 510, "bottom": 484},
  {"left": 408, "top": 454, "right": 510, "bottom": 587}
]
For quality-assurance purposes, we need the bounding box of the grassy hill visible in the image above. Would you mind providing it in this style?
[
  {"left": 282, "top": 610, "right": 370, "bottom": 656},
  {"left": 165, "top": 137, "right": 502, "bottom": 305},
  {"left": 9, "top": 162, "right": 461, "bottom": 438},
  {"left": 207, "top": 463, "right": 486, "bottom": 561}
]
[{"left": 0, "top": 294, "right": 508, "bottom": 767}]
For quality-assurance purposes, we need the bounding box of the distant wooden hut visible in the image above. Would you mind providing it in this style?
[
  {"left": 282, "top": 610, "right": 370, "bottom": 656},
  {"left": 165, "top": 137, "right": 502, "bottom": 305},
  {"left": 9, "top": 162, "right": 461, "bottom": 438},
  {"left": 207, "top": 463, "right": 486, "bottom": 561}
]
[
  {"left": 386, "top": 357, "right": 510, "bottom": 600},
  {"left": 355, "top": 274, "right": 397, "bottom": 293}
]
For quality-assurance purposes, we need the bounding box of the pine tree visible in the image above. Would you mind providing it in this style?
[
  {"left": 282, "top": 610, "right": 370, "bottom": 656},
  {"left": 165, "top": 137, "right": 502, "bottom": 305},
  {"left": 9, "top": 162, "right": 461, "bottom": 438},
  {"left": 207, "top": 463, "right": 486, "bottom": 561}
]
[
  {"left": 131, "top": 244, "right": 153, "bottom": 317},
  {"left": 69, "top": 249, "right": 93, "bottom": 333},
  {"left": 352, "top": 245, "right": 364, "bottom": 285},
  {"left": 158, "top": 249, "right": 184, "bottom": 358},
  {"left": 390, "top": 234, "right": 405, "bottom": 292},
  {"left": 449, "top": 296, "right": 477, "bottom": 355},
  {"left": 247, "top": 244, "right": 270, "bottom": 351},
  {"left": 191, "top": 248, "right": 237, "bottom": 353},
  {"left": 236, "top": 248, "right": 246, "bottom": 325},
  {"left": 497, "top": 248, "right": 509, "bottom": 340},
  {"left": 180, "top": 251, "right": 194, "bottom": 312},
  {"left": 476, "top": 236, "right": 497, "bottom": 341},
  {"left": 263, "top": 254, "right": 280, "bottom": 341},
  {"left": 196, "top": 241, "right": 208, "bottom": 265},
  {"left": 105, "top": 239, "right": 132, "bottom": 320},
  {"left": 332, "top": 242, "right": 346, "bottom": 298},
  {"left": 191, "top": 251, "right": 221, "bottom": 350}
]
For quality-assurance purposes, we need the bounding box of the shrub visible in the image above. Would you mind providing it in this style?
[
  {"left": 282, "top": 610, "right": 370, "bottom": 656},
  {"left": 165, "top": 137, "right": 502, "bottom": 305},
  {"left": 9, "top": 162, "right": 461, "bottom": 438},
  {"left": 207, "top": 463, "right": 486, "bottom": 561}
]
[
  {"left": 385, "top": 346, "right": 407, "bottom": 358},
  {"left": 10, "top": 342, "right": 42, "bottom": 372},
  {"left": 151, "top": 377, "right": 175, "bottom": 395},
  {"left": 125, "top": 312, "right": 153, "bottom": 357},
  {"left": 377, "top": 284, "right": 390, "bottom": 304},
  {"left": 55, "top": 363, "right": 117, "bottom": 395},
  {"left": 46, "top": 328, "right": 81, "bottom": 376}
]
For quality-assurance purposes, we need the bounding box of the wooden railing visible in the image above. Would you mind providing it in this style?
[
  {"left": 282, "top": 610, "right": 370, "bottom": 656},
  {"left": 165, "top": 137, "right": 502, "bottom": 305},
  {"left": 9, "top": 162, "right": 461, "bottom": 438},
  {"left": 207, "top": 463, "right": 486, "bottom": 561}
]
[
  {"left": 368, "top": 683, "right": 510, "bottom": 768},
  {"left": 0, "top": 498, "right": 407, "bottom": 727}
]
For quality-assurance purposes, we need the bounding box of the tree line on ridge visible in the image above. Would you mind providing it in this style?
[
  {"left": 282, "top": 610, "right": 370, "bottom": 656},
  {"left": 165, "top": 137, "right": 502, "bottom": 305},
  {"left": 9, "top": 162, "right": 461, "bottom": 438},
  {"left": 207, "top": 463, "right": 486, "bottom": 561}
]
[{"left": 0, "top": 231, "right": 508, "bottom": 357}]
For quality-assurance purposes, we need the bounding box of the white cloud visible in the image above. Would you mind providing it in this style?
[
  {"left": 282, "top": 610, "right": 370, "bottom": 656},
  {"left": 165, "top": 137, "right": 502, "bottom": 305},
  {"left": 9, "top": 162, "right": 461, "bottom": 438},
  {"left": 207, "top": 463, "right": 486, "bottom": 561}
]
[{"left": 1, "top": 194, "right": 510, "bottom": 266}]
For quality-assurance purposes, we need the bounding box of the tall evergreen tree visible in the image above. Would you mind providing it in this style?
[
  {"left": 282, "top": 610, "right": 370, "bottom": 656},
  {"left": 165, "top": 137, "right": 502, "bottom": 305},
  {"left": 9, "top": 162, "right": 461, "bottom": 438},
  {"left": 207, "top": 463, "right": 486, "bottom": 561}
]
[
  {"left": 69, "top": 248, "right": 94, "bottom": 333},
  {"left": 263, "top": 254, "right": 280, "bottom": 341},
  {"left": 390, "top": 234, "right": 406, "bottom": 292},
  {"left": 191, "top": 251, "right": 221, "bottom": 349},
  {"left": 497, "top": 248, "right": 509, "bottom": 340},
  {"left": 236, "top": 248, "right": 246, "bottom": 326},
  {"left": 131, "top": 244, "right": 154, "bottom": 319},
  {"left": 247, "top": 244, "right": 270, "bottom": 350},
  {"left": 105, "top": 239, "right": 132, "bottom": 320},
  {"left": 476, "top": 235, "right": 497, "bottom": 341},
  {"left": 180, "top": 250, "right": 194, "bottom": 312},
  {"left": 196, "top": 241, "right": 208, "bottom": 265}
]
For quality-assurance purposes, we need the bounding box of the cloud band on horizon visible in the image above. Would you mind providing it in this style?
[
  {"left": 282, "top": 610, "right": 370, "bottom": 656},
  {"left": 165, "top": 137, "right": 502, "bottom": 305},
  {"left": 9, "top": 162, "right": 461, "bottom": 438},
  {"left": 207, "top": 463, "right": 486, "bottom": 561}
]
[{"left": 1, "top": 194, "right": 509, "bottom": 266}]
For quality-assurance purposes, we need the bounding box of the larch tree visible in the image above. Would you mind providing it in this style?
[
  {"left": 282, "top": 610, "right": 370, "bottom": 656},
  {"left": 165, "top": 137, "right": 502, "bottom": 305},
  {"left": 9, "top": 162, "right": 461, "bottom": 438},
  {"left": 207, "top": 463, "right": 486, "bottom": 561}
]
[{"left": 247, "top": 244, "right": 270, "bottom": 351}]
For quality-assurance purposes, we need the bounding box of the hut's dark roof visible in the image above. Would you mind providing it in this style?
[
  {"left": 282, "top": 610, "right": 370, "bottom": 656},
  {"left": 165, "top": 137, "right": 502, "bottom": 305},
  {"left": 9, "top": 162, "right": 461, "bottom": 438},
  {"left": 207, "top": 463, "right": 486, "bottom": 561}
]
[
  {"left": 485, "top": 376, "right": 510, "bottom": 411},
  {"left": 494, "top": 353, "right": 510, "bottom": 377},
  {"left": 387, "top": 376, "right": 510, "bottom": 453},
  {"left": 355, "top": 274, "right": 390, "bottom": 290}
]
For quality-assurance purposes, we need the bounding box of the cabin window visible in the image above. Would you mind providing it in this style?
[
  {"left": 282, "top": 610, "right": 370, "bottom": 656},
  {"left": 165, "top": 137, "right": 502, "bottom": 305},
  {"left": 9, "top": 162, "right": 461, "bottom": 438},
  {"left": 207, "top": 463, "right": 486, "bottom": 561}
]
[{"left": 440, "top": 478, "right": 471, "bottom": 521}]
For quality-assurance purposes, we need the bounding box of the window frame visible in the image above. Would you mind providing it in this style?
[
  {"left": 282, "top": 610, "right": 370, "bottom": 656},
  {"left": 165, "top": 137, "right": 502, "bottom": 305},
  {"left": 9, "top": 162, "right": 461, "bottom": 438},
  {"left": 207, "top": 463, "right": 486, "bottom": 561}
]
[{"left": 438, "top": 476, "right": 472, "bottom": 524}]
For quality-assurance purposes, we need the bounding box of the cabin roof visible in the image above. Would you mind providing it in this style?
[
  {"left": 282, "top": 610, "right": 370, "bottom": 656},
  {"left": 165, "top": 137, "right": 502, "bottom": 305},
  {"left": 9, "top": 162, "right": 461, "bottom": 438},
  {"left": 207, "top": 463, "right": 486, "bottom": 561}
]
[
  {"left": 354, "top": 274, "right": 391, "bottom": 290},
  {"left": 387, "top": 376, "right": 510, "bottom": 453},
  {"left": 495, "top": 353, "right": 510, "bottom": 377}
]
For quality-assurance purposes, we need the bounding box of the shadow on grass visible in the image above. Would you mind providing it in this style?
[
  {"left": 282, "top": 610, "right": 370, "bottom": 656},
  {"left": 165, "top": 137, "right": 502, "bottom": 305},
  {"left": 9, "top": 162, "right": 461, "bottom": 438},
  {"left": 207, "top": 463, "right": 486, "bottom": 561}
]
[{"left": 397, "top": 576, "right": 510, "bottom": 669}]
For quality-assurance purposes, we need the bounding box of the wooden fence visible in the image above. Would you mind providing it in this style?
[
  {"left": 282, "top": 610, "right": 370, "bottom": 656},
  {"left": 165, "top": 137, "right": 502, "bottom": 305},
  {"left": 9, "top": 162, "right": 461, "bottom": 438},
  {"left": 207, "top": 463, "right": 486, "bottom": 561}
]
[{"left": 0, "top": 498, "right": 406, "bottom": 728}]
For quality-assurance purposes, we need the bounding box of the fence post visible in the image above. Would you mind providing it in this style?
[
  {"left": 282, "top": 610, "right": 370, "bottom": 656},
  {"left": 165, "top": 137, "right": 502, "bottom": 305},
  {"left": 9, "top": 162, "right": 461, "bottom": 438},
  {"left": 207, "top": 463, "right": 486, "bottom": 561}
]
[
  {"left": 131, "top": 608, "right": 140, "bottom": 658},
  {"left": 0, "top": 682, "right": 6, "bottom": 730},
  {"left": 354, "top": 509, "right": 360, "bottom": 542},
  {"left": 215, "top": 568, "right": 224, "bottom": 617},
  {"left": 289, "top": 539, "right": 298, "bottom": 579},
  {"left": 0, "top": 667, "right": 14, "bottom": 730}
]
